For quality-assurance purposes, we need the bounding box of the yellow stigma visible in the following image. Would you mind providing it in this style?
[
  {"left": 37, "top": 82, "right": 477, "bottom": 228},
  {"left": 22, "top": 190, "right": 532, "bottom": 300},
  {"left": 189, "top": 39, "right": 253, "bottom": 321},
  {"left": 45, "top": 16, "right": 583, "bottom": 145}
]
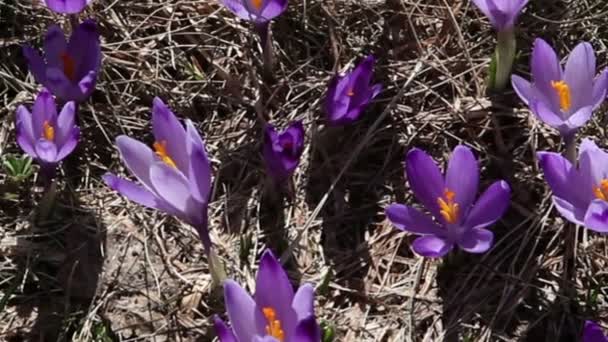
[
  {"left": 153, "top": 140, "right": 177, "bottom": 168},
  {"left": 437, "top": 188, "right": 459, "bottom": 224},
  {"left": 43, "top": 121, "right": 55, "bottom": 141},
  {"left": 251, "top": 0, "right": 263, "bottom": 9},
  {"left": 262, "top": 307, "right": 285, "bottom": 341},
  {"left": 593, "top": 179, "right": 608, "bottom": 201},
  {"left": 61, "top": 52, "right": 77, "bottom": 81},
  {"left": 551, "top": 80, "right": 572, "bottom": 111}
]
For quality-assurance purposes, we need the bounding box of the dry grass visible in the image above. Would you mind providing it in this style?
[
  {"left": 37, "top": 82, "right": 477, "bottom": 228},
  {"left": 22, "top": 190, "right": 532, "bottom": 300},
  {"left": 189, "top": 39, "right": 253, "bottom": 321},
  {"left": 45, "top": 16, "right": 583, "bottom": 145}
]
[{"left": 1, "top": 0, "right": 608, "bottom": 341}]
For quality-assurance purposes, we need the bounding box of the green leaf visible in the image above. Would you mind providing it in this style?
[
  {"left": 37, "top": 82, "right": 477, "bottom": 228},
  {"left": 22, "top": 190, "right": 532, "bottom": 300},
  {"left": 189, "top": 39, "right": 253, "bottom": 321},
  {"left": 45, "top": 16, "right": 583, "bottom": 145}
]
[{"left": 320, "top": 321, "right": 335, "bottom": 342}]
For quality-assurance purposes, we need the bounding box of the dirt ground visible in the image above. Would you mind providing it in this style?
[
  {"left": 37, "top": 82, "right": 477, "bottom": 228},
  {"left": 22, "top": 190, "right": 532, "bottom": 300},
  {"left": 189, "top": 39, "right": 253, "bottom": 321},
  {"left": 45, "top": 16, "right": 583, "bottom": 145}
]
[{"left": 1, "top": 0, "right": 608, "bottom": 341}]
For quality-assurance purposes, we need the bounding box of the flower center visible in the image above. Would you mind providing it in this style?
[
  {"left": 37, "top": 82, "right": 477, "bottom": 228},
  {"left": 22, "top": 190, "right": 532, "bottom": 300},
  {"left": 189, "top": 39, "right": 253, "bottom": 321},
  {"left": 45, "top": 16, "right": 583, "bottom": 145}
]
[
  {"left": 437, "top": 188, "right": 459, "bottom": 224},
  {"left": 347, "top": 88, "right": 355, "bottom": 97},
  {"left": 43, "top": 120, "right": 55, "bottom": 141},
  {"left": 593, "top": 179, "right": 608, "bottom": 201},
  {"left": 60, "top": 52, "right": 77, "bottom": 82},
  {"left": 551, "top": 80, "right": 572, "bottom": 111},
  {"left": 262, "top": 307, "right": 285, "bottom": 341},
  {"left": 251, "top": 0, "right": 263, "bottom": 10},
  {"left": 153, "top": 140, "right": 177, "bottom": 168}
]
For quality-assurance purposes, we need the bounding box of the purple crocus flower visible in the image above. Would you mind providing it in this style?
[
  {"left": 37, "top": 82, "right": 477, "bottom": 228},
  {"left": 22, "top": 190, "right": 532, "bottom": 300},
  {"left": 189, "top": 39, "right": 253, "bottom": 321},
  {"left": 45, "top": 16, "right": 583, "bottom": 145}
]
[
  {"left": 537, "top": 138, "right": 608, "bottom": 233},
  {"left": 385, "top": 146, "right": 511, "bottom": 258},
  {"left": 220, "top": 0, "right": 287, "bottom": 23},
  {"left": 15, "top": 89, "right": 79, "bottom": 178},
  {"left": 23, "top": 19, "right": 101, "bottom": 103},
  {"left": 324, "top": 55, "right": 382, "bottom": 125},
  {"left": 511, "top": 39, "right": 608, "bottom": 138},
  {"left": 44, "top": 0, "right": 92, "bottom": 14},
  {"left": 471, "top": 0, "right": 529, "bottom": 32},
  {"left": 103, "top": 98, "right": 213, "bottom": 250},
  {"left": 263, "top": 121, "right": 304, "bottom": 184},
  {"left": 214, "top": 250, "right": 320, "bottom": 342},
  {"left": 583, "top": 321, "right": 608, "bottom": 342}
]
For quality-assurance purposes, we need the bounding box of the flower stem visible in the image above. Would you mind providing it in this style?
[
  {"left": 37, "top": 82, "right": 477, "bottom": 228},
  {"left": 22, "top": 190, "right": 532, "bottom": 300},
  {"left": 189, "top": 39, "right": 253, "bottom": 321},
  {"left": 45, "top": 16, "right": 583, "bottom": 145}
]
[
  {"left": 490, "top": 29, "right": 516, "bottom": 91},
  {"left": 196, "top": 225, "right": 227, "bottom": 287},
  {"left": 562, "top": 134, "right": 577, "bottom": 304},
  {"left": 37, "top": 179, "right": 58, "bottom": 223},
  {"left": 255, "top": 22, "right": 274, "bottom": 83},
  {"left": 69, "top": 14, "right": 79, "bottom": 32}
]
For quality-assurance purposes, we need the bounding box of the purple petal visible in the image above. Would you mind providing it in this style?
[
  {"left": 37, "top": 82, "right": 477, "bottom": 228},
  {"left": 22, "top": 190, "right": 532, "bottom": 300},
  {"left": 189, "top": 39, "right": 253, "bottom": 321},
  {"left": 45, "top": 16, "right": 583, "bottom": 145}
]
[
  {"left": 324, "top": 75, "right": 351, "bottom": 123},
  {"left": 553, "top": 196, "right": 585, "bottom": 226},
  {"left": 254, "top": 250, "right": 296, "bottom": 337},
  {"left": 44, "top": 0, "right": 90, "bottom": 13},
  {"left": 458, "top": 228, "right": 494, "bottom": 253},
  {"left": 45, "top": 68, "right": 75, "bottom": 101},
  {"left": 186, "top": 120, "right": 212, "bottom": 203},
  {"left": 43, "top": 25, "right": 67, "bottom": 68},
  {"left": 35, "top": 139, "right": 58, "bottom": 163},
  {"left": 103, "top": 173, "right": 164, "bottom": 210},
  {"left": 592, "top": 69, "right": 608, "bottom": 109},
  {"left": 530, "top": 100, "right": 567, "bottom": 132},
  {"left": 260, "top": 0, "right": 288, "bottom": 20},
  {"left": 55, "top": 101, "right": 77, "bottom": 146},
  {"left": 31, "top": 89, "right": 58, "bottom": 140},
  {"left": 292, "top": 284, "right": 315, "bottom": 321},
  {"left": 563, "top": 42, "right": 595, "bottom": 110},
  {"left": 583, "top": 321, "right": 608, "bottom": 342},
  {"left": 411, "top": 235, "right": 453, "bottom": 258},
  {"left": 115, "top": 135, "right": 157, "bottom": 189},
  {"left": 385, "top": 204, "right": 443, "bottom": 235},
  {"left": 224, "top": 280, "right": 257, "bottom": 342},
  {"left": 566, "top": 105, "right": 593, "bottom": 131},
  {"left": 214, "top": 316, "right": 238, "bottom": 342},
  {"left": 55, "top": 127, "right": 79, "bottom": 161},
  {"left": 511, "top": 74, "right": 535, "bottom": 106},
  {"left": 15, "top": 105, "right": 36, "bottom": 158},
  {"left": 470, "top": 0, "right": 494, "bottom": 25},
  {"left": 221, "top": 0, "right": 256, "bottom": 20},
  {"left": 537, "top": 151, "right": 585, "bottom": 206},
  {"left": 578, "top": 138, "right": 608, "bottom": 200},
  {"left": 68, "top": 20, "right": 101, "bottom": 82},
  {"left": 405, "top": 148, "right": 445, "bottom": 219},
  {"left": 149, "top": 162, "right": 194, "bottom": 215},
  {"left": 445, "top": 145, "right": 479, "bottom": 215},
  {"left": 463, "top": 180, "right": 511, "bottom": 230},
  {"left": 347, "top": 56, "right": 376, "bottom": 109},
  {"left": 531, "top": 38, "right": 563, "bottom": 100},
  {"left": 584, "top": 200, "right": 608, "bottom": 233},
  {"left": 291, "top": 315, "right": 321, "bottom": 342},
  {"left": 152, "top": 97, "right": 189, "bottom": 173},
  {"left": 77, "top": 70, "right": 98, "bottom": 101},
  {"left": 23, "top": 46, "right": 47, "bottom": 85}
]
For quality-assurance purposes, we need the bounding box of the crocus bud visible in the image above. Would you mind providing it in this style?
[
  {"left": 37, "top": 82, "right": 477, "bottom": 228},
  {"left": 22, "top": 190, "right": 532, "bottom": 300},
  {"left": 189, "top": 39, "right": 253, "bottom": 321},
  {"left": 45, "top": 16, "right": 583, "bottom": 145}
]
[{"left": 263, "top": 120, "right": 305, "bottom": 184}]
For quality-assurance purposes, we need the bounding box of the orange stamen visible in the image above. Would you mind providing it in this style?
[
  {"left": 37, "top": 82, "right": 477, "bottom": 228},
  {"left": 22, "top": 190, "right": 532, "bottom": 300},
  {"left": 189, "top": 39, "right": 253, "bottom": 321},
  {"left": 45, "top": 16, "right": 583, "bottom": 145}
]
[
  {"left": 437, "top": 188, "right": 459, "bottom": 224},
  {"left": 262, "top": 307, "right": 285, "bottom": 341},
  {"left": 61, "top": 52, "right": 77, "bottom": 81},
  {"left": 153, "top": 140, "right": 177, "bottom": 168},
  {"left": 251, "top": 0, "right": 263, "bottom": 10},
  {"left": 551, "top": 80, "right": 572, "bottom": 111},
  {"left": 43, "top": 121, "right": 55, "bottom": 141},
  {"left": 347, "top": 88, "right": 355, "bottom": 97},
  {"left": 594, "top": 179, "right": 608, "bottom": 201}
]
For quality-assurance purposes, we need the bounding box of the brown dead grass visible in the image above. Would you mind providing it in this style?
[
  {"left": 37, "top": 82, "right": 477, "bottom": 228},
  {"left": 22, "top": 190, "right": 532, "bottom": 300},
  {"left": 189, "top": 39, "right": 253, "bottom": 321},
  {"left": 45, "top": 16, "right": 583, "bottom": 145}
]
[{"left": 1, "top": 0, "right": 608, "bottom": 341}]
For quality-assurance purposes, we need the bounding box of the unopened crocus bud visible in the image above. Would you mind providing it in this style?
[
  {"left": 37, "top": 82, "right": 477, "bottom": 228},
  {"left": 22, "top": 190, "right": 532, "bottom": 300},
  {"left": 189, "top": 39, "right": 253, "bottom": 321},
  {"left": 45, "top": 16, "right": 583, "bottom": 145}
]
[
  {"left": 44, "top": 0, "right": 92, "bottom": 14},
  {"left": 263, "top": 120, "right": 305, "bottom": 184},
  {"left": 324, "top": 56, "right": 382, "bottom": 125}
]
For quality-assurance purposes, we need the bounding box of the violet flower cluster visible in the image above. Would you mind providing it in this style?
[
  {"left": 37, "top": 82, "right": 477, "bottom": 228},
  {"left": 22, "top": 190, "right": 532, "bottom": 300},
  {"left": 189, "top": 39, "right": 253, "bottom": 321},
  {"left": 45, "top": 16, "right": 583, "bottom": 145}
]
[{"left": 263, "top": 121, "right": 305, "bottom": 185}]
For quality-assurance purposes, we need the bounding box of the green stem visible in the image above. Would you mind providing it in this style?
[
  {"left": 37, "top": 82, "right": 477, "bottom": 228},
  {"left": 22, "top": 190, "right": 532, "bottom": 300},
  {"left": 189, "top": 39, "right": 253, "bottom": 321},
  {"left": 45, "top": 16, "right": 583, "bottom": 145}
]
[{"left": 490, "top": 29, "right": 516, "bottom": 91}]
